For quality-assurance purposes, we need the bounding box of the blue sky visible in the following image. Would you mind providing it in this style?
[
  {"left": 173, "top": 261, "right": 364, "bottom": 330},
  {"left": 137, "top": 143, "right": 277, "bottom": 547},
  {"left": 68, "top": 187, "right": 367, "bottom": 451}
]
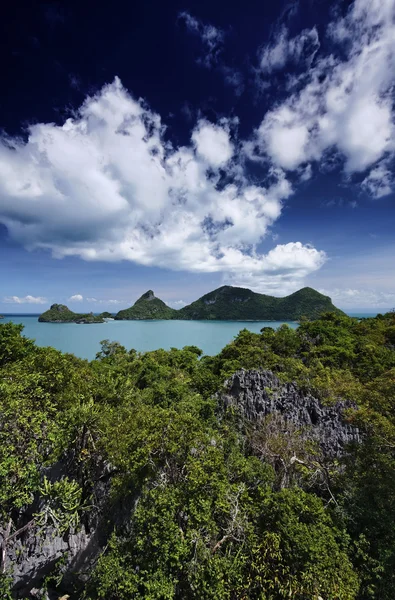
[{"left": 0, "top": 0, "right": 394, "bottom": 313}]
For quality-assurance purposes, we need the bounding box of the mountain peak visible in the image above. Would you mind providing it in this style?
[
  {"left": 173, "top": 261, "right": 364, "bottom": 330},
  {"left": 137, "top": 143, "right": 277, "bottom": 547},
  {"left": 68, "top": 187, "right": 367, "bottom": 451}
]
[
  {"left": 138, "top": 290, "right": 156, "bottom": 302},
  {"left": 115, "top": 291, "right": 176, "bottom": 320},
  {"left": 49, "top": 303, "right": 70, "bottom": 312}
]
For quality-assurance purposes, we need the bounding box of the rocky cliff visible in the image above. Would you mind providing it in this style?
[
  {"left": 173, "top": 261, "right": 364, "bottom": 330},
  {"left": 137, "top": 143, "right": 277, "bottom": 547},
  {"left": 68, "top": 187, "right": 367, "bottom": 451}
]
[{"left": 218, "top": 369, "right": 362, "bottom": 458}]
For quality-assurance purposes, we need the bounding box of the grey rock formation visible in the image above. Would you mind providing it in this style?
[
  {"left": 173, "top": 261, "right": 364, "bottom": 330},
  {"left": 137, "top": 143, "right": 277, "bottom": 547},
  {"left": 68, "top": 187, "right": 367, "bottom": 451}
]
[
  {"left": 218, "top": 369, "right": 362, "bottom": 458},
  {"left": 4, "top": 458, "right": 121, "bottom": 598},
  {"left": 7, "top": 524, "right": 97, "bottom": 595}
]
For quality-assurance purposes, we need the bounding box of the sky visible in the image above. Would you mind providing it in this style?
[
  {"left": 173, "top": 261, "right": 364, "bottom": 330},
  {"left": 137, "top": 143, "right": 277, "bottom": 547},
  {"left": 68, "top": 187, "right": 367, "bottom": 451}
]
[{"left": 0, "top": 0, "right": 394, "bottom": 313}]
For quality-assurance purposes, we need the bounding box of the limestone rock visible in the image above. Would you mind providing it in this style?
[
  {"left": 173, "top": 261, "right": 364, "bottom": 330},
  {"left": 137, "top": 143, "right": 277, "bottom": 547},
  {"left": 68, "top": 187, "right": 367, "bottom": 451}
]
[{"left": 218, "top": 369, "right": 362, "bottom": 458}]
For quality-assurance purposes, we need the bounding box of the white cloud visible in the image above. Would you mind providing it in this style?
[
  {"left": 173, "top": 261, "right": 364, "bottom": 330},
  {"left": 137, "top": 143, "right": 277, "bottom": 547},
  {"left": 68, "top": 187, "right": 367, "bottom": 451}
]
[
  {"left": 68, "top": 294, "right": 84, "bottom": 302},
  {"left": 179, "top": 11, "right": 224, "bottom": 68},
  {"left": 258, "top": 107, "right": 309, "bottom": 170},
  {"left": 299, "top": 164, "right": 312, "bottom": 182},
  {"left": 170, "top": 299, "right": 187, "bottom": 307},
  {"left": 259, "top": 26, "right": 289, "bottom": 73},
  {"left": 86, "top": 297, "right": 121, "bottom": 304},
  {"left": 250, "top": 0, "right": 395, "bottom": 193},
  {"left": 0, "top": 78, "right": 326, "bottom": 294},
  {"left": 319, "top": 288, "right": 395, "bottom": 308},
  {"left": 224, "top": 242, "right": 327, "bottom": 295},
  {"left": 361, "top": 160, "right": 394, "bottom": 198},
  {"left": 192, "top": 120, "right": 234, "bottom": 167},
  {"left": 4, "top": 295, "right": 47, "bottom": 304},
  {"left": 259, "top": 26, "right": 320, "bottom": 74}
]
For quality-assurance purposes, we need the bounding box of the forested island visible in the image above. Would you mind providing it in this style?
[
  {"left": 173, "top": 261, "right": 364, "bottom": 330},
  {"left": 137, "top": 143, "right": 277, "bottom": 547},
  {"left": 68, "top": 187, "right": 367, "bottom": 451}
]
[
  {"left": 39, "top": 286, "right": 343, "bottom": 323},
  {"left": 1, "top": 310, "right": 395, "bottom": 599},
  {"left": 38, "top": 304, "right": 112, "bottom": 324},
  {"left": 115, "top": 286, "right": 343, "bottom": 321}
]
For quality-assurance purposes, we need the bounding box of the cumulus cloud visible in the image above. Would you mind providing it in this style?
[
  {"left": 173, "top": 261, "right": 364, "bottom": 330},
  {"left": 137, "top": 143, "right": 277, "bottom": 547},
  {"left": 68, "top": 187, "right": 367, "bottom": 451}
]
[
  {"left": 0, "top": 78, "right": 326, "bottom": 294},
  {"left": 4, "top": 295, "right": 47, "bottom": 304},
  {"left": 225, "top": 242, "right": 326, "bottom": 295},
  {"left": 68, "top": 294, "right": 84, "bottom": 302},
  {"left": 250, "top": 0, "right": 395, "bottom": 192},
  {"left": 319, "top": 288, "right": 395, "bottom": 308},
  {"left": 192, "top": 120, "right": 234, "bottom": 167},
  {"left": 179, "top": 11, "right": 224, "bottom": 68}
]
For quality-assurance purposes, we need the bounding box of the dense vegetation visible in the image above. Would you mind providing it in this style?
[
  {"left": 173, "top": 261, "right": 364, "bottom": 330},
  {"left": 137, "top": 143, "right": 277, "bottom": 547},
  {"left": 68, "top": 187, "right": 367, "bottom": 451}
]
[
  {"left": 1, "top": 310, "right": 395, "bottom": 599},
  {"left": 114, "top": 286, "right": 344, "bottom": 321},
  {"left": 38, "top": 304, "right": 110, "bottom": 323},
  {"left": 115, "top": 291, "right": 177, "bottom": 320}
]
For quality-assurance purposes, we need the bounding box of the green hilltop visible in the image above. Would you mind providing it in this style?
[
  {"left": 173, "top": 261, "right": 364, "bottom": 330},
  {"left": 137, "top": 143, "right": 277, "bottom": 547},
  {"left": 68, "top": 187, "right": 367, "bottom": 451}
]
[{"left": 114, "top": 286, "right": 344, "bottom": 321}]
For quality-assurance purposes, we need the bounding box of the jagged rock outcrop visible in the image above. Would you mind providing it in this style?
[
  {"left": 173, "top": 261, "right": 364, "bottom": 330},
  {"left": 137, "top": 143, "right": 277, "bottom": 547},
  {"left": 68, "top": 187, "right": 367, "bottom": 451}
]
[
  {"left": 4, "top": 458, "right": 135, "bottom": 599},
  {"left": 218, "top": 369, "right": 362, "bottom": 458},
  {"left": 7, "top": 523, "right": 96, "bottom": 596}
]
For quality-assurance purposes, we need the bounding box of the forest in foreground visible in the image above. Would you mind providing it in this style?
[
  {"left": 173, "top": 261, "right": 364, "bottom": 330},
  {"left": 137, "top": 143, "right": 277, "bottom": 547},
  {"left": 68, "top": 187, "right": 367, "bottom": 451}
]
[{"left": 1, "top": 311, "right": 395, "bottom": 599}]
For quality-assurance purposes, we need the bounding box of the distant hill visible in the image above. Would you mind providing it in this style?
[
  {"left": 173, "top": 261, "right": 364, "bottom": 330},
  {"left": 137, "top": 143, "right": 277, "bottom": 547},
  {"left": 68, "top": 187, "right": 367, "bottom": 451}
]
[
  {"left": 113, "top": 286, "right": 344, "bottom": 321},
  {"left": 38, "top": 304, "right": 108, "bottom": 324},
  {"left": 115, "top": 291, "right": 177, "bottom": 320},
  {"left": 177, "top": 286, "right": 344, "bottom": 320}
]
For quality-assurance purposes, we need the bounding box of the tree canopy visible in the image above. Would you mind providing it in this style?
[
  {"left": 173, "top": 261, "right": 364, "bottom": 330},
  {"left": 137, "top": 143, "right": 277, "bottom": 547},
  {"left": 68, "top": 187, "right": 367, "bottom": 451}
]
[{"left": 1, "top": 311, "right": 395, "bottom": 598}]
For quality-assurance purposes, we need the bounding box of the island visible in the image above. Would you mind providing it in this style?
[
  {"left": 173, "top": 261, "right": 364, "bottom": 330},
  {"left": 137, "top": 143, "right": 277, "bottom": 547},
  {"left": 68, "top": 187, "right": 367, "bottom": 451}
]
[
  {"left": 115, "top": 290, "right": 177, "bottom": 320},
  {"left": 38, "top": 304, "right": 111, "bottom": 324},
  {"left": 38, "top": 287, "right": 344, "bottom": 323},
  {"left": 112, "top": 286, "right": 344, "bottom": 321}
]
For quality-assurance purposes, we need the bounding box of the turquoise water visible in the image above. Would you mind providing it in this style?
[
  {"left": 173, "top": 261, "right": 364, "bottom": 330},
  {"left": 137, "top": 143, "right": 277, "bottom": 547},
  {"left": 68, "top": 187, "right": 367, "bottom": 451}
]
[
  {"left": 1, "top": 312, "right": 382, "bottom": 361},
  {"left": 1, "top": 315, "right": 298, "bottom": 360}
]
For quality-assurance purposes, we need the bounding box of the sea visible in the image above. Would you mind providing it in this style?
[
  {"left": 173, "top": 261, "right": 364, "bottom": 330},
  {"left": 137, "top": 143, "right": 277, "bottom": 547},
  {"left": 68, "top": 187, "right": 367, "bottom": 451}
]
[{"left": 0, "top": 313, "right": 381, "bottom": 361}]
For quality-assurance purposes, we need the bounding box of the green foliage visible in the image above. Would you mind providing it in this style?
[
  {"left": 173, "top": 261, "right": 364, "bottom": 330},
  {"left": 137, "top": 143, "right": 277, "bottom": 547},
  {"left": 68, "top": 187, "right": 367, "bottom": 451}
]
[
  {"left": 249, "top": 489, "right": 358, "bottom": 599},
  {"left": 35, "top": 476, "right": 85, "bottom": 535},
  {"left": 1, "top": 312, "right": 395, "bottom": 599},
  {"left": 0, "top": 322, "right": 35, "bottom": 366},
  {"left": 0, "top": 343, "right": 94, "bottom": 515}
]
